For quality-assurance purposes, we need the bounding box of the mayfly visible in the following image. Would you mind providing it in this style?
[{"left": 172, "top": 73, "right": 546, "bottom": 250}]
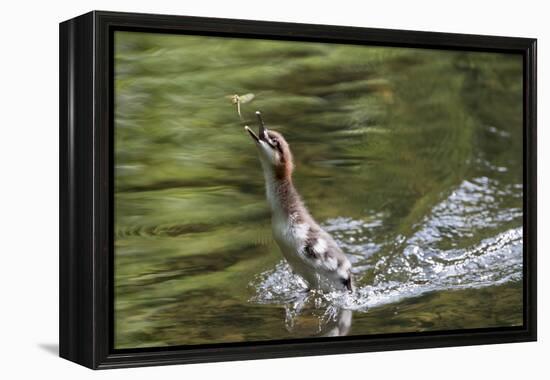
[{"left": 227, "top": 93, "right": 255, "bottom": 120}]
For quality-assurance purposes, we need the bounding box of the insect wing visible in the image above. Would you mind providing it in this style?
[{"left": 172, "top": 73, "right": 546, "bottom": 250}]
[{"left": 238, "top": 93, "right": 255, "bottom": 104}]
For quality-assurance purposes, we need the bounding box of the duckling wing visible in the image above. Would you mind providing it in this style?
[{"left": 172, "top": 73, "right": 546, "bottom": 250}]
[
  {"left": 302, "top": 231, "right": 346, "bottom": 272},
  {"left": 301, "top": 230, "right": 353, "bottom": 291}
]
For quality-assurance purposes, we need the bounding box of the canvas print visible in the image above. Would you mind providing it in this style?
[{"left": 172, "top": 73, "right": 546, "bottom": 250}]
[{"left": 114, "top": 31, "right": 523, "bottom": 349}]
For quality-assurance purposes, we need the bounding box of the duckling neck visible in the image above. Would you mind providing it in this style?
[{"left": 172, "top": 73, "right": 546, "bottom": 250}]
[{"left": 262, "top": 168, "right": 302, "bottom": 218}]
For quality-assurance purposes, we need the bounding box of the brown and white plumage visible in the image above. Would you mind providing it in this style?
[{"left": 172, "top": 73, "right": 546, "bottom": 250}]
[{"left": 245, "top": 111, "right": 353, "bottom": 292}]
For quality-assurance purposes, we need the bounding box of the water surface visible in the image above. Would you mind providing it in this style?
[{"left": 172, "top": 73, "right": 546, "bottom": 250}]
[{"left": 114, "top": 32, "right": 523, "bottom": 348}]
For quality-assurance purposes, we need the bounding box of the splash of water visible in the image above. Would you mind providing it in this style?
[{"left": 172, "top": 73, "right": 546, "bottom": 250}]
[{"left": 249, "top": 176, "right": 523, "bottom": 332}]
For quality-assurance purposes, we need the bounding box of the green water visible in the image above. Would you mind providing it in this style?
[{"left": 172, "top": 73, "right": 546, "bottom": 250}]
[{"left": 114, "top": 32, "right": 523, "bottom": 348}]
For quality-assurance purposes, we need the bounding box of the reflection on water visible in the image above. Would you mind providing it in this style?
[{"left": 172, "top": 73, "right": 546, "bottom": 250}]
[
  {"left": 250, "top": 262, "right": 352, "bottom": 336},
  {"left": 284, "top": 293, "right": 353, "bottom": 337},
  {"left": 114, "top": 32, "right": 523, "bottom": 348}
]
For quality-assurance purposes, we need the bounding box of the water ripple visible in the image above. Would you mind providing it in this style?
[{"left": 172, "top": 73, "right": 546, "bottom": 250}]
[{"left": 250, "top": 176, "right": 523, "bottom": 317}]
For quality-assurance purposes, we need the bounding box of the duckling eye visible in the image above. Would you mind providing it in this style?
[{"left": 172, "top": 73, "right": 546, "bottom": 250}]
[{"left": 272, "top": 139, "right": 283, "bottom": 153}]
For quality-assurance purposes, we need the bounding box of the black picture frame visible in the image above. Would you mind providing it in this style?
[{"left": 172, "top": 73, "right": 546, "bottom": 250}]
[{"left": 59, "top": 10, "right": 537, "bottom": 369}]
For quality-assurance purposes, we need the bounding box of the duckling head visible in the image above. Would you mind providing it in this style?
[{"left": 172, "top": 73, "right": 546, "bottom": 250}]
[{"left": 245, "top": 111, "right": 294, "bottom": 180}]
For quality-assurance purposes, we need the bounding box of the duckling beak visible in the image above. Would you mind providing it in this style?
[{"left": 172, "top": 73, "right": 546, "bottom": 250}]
[
  {"left": 244, "top": 125, "right": 260, "bottom": 143},
  {"left": 245, "top": 110, "right": 279, "bottom": 152},
  {"left": 256, "top": 111, "right": 269, "bottom": 141},
  {"left": 244, "top": 111, "right": 271, "bottom": 145}
]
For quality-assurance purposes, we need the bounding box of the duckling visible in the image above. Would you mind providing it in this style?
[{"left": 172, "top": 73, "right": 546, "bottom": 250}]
[{"left": 245, "top": 111, "right": 353, "bottom": 292}]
